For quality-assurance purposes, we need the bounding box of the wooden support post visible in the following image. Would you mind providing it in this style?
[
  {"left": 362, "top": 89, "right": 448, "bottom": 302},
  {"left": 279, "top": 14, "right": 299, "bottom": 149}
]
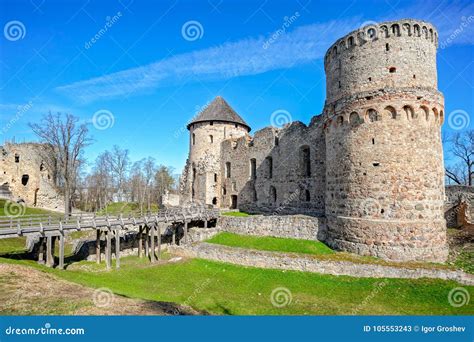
[
  {"left": 150, "top": 225, "right": 155, "bottom": 263},
  {"left": 58, "top": 232, "right": 65, "bottom": 270},
  {"left": 37, "top": 237, "right": 45, "bottom": 264},
  {"left": 144, "top": 226, "right": 149, "bottom": 257},
  {"left": 172, "top": 227, "right": 176, "bottom": 245},
  {"left": 115, "top": 228, "right": 121, "bottom": 269},
  {"left": 204, "top": 220, "right": 208, "bottom": 228},
  {"left": 46, "top": 235, "right": 54, "bottom": 267},
  {"left": 138, "top": 225, "right": 143, "bottom": 258},
  {"left": 157, "top": 224, "right": 161, "bottom": 260},
  {"left": 96, "top": 229, "right": 101, "bottom": 264},
  {"left": 105, "top": 231, "right": 112, "bottom": 270}
]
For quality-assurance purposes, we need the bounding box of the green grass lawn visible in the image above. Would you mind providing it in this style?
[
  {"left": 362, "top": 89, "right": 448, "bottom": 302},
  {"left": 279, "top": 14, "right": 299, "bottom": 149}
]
[
  {"left": 0, "top": 253, "right": 472, "bottom": 315},
  {"left": 220, "top": 211, "right": 252, "bottom": 217},
  {"left": 97, "top": 202, "right": 159, "bottom": 215},
  {"left": 0, "top": 199, "right": 59, "bottom": 217},
  {"left": 207, "top": 232, "right": 334, "bottom": 255}
]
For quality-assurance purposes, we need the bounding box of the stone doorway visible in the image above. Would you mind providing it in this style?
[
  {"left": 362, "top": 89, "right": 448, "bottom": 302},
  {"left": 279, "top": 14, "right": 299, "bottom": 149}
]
[{"left": 230, "top": 195, "right": 238, "bottom": 209}]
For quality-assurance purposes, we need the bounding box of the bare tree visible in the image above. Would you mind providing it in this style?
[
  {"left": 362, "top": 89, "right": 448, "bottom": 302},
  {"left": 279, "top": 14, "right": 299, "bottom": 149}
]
[
  {"left": 30, "top": 112, "right": 92, "bottom": 215},
  {"left": 445, "top": 129, "right": 474, "bottom": 186},
  {"left": 155, "top": 165, "right": 175, "bottom": 200},
  {"left": 109, "top": 145, "right": 130, "bottom": 198}
]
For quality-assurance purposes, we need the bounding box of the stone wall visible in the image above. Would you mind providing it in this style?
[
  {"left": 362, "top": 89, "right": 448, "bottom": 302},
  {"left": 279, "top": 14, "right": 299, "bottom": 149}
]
[
  {"left": 0, "top": 143, "right": 64, "bottom": 212},
  {"left": 170, "top": 243, "right": 474, "bottom": 285},
  {"left": 445, "top": 185, "right": 474, "bottom": 228},
  {"left": 217, "top": 215, "right": 326, "bottom": 241}
]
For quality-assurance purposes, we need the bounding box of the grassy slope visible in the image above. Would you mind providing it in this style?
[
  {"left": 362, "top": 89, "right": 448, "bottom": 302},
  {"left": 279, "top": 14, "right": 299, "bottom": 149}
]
[
  {"left": 97, "top": 202, "right": 159, "bottom": 215},
  {"left": 0, "top": 255, "right": 471, "bottom": 315},
  {"left": 0, "top": 199, "right": 58, "bottom": 216},
  {"left": 221, "top": 211, "right": 252, "bottom": 217},
  {"left": 207, "top": 232, "right": 334, "bottom": 255}
]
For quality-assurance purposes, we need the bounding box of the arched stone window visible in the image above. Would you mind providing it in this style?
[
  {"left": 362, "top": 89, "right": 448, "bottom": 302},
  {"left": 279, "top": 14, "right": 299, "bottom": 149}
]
[
  {"left": 432, "top": 108, "right": 439, "bottom": 122},
  {"left": 420, "top": 106, "right": 430, "bottom": 120},
  {"left": 429, "top": 28, "right": 434, "bottom": 42},
  {"left": 440, "top": 110, "right": 444, "bottom": 123},
  {"left": 348, "top": 36, "right": 354, "bottom": 47},
  {"left": 250, "top": 158, "right": 256, "bottom": 180},
  {"left": 225, "top": 162, "right": 231, "bottom": 178},
  {"left": 21, "top": 174, "right": 29, "bottom": 186},
  {"left": 403, "top": 105, "right": 415, "bottom": 119},
  {"left": 265, "top": 156, "right": 273, "bottom": 179},
  {"left": 367, "top": 109, "right": 379, "bottom": 122},
  {"left": 300, "top": 146, "right": 311, "bottom": 177},
  {"left": 422, "top": 26, "right": 428, "bottom": 39},
  {"left": 380, "top": 25, "right": 389, "bottom": 38},
  {"left": 14, "top": 154, "right": 19, "bottom": 163},
  {"left": 402, "top": 23, "right": 411, "bottom": 36},
  {"left": 384, "top": 106, "right": 397, "bottom": 119},
  {"left": 391, "top": 24, "right": 400, "bottom": 36},
  {"left": 269, "top": 186, "right": 276, "bottom": 203},
  {"left": 212, "top": 197, "right": 217, "bottom": 205},
  {"left": 414, "top": 24, "right": 420, "bottom": 37},
  {"left": 367, "top": 27, "right": 376, "bottom": 39},
  {"left": 349, "top": 112, "right": 360, "bottom": 125},
  {"left": 337, "top": 116, "right": 344, "bottom": 126}
]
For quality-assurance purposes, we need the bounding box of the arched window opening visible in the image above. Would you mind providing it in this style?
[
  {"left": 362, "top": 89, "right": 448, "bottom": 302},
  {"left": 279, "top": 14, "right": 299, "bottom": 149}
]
[
  {"left": 14, "top": 154, "right": 19, "bottom": 163},
  {"left": 349, "top": 112, "right": 360, "bottom": 125},
  {"left": 389, "top": 67, "right": 396, "bottom": 73},
  {"left": 384, "top": 106, "right": 397, "bottom": 120},
  {"left": 420, "top": 106, "right": 430, "bottom": 120},
  {"left": 212, "top": 197, "right": 217, "bottom": 205},
  {"left": 225, "top": 162, "right": 231, "bottom": 178},
  {"left": 348, "top": 36, "right": 354, "bottom": 47},
  {"left": 250, "top": 158, "right": 256, "bottom": 180},
  {"left": 367, "top": 109, "right": 379, "bottom": 122},
  {"left": 266, "top": 156, "right": 273, "bottom": 179},
  {"left": 300, "top": 146, "right": 311, "bottom": 177},
  {"left": 391, "top": 24, "right": 400, "bottom": 36},
  {"left": 21, "top": 174, "right": 29, "bottom": 186},
  {"left": 192, "top": 167, "right": 196, "bottom": 180},
  {"left": 40, "top": 162, "right": 44, "bottom": 171},
  {"left": 403, "top": 105, "right": 415, "bottom": 119},
  {"left": 386, "top": 43, "right": 390, "bottom": 51},
  {"left": 304, "top": 189, "right": 310, "bottom": 202},
  {"left": 337, "top": 116, "right": 344, "bottom": 126},
  {"left": 432, "top": 108, "right": 439, "bottom": 122},
  {"left": 269, "top": 186, "right": 277, "bottom": 203}
]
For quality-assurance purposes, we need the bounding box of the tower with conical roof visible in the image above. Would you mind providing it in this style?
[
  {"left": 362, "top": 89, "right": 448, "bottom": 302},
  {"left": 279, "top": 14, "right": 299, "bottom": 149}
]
[{"left": 180, "top": 96, "right": 250, "bottom": 207}]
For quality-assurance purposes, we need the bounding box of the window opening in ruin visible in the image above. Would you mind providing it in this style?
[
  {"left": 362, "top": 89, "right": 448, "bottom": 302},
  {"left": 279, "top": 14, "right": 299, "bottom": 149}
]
[
  {"left": 250, "top": 158, "right": 257, "bottom": 180},
  {"left": 192, "top": 133, "right": 195, "bottom": 145},
  {"left": 231, "top": 195, "right": 238, "bottom": 209},
  {"left": 40, "top": 162, "right": 44, "bottom": 171},
  {"left": 14, "top": 154, "right": 19, "bottom": 163},
  {"left": 232, "top": 182, "right": 237, "bottom": 191},
  {"left": 373, "top": 162, "right": 380, "bottom": 167},
  {"left": 372, "top": 138, "right": 375, "bottom": 145},
  {"left": 252, "top": 187, "right": 257, "bottom": 202},
  {"left": 386, "top": 43, "right": 389, "bottom": 51},
  {"left": 225, "top": 162, "right": 231, "bottom": 178},
  {"left": 266, "top": 156, "right": 273, "bottom": 179},
  {"left": 21, "top": 174, "right": 29, "bottom": 186},
  {"left": 300, "top": 146, "right": 311, "bottom": 177},
  {"left": 193, "top": 168, "right": 196, "bottom": 180},
  {"left": 413, "top": 74, "right": 416, "bottom": 79},
  {"left": 235, "top": 124, "right": 238, "bottom": 128},
  {"left": 338, "top": 81, "right": 341, "bottom": 88},
  {"left": 367, "top": 109, "right": 379, "bottom": 122},
  {"left": 223, "top": 187, "right": 227, "bottom": 195},
  {"left": 304, "top": 189, "right": 310, "bottom": 202},
  {"left": 212, "top": 197, "right": 217, "bottom": 205},
  {"left": 214, "top": 173, "right": 217, "bottom": 182},
  {"left": 270, "top": 186, "right": 277, "bottom": 203},
  {"left": 192, "top": 188, "right": 195, "bottom": 198},
  {"left": 389, "top": 67, "right": 396, "bottom": 73},
  {"left": 209, "top": 135, "right": 213, "bottom": 143},
  {"left": 210, "top": 121, "right": 214, "bottom": 126},
  {"left": 274, "top": 136, "right": 279, "bottom": 146},
  {"left": 368, "top": 77, "right": 372, "bottom": 81},
  {"left": 381, "top": 209, "right": 385, "bottom": 214}
]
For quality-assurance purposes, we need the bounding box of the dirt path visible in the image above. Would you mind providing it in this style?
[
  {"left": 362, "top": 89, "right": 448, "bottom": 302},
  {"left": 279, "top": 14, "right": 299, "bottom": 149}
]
[{"left": 0, "top": 263, "right": 199, "bottom": 315}]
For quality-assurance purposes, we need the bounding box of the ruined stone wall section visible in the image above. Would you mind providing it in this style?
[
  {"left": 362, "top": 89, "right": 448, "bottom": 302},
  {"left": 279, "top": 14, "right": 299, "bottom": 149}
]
[
  {"left": 220, "top": 121, "right": 326, "bottom": 215},
  {"left": 0, "top": 143, "right": 64, "bottom": 212},
  {"left": 324, "top": 19, "right": 438, "bottom": 103}
]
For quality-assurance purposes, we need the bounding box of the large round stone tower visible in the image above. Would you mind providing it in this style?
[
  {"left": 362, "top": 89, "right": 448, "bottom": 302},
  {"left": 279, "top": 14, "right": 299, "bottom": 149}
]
[
  {"left": 182, "top": 96, "right": 250, "bottom": 207},
  {"left": 323, "top": 19, "right": 448, "bottom": 262}
]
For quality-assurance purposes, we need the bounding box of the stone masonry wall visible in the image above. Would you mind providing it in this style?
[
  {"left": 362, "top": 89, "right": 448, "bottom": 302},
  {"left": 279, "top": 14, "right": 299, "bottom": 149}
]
[
  {"left": 217, "top": 215, "right": 326, "bottom": 241},
  {"left": 0, "top": 143, "right": 64, "bottom": 212}
]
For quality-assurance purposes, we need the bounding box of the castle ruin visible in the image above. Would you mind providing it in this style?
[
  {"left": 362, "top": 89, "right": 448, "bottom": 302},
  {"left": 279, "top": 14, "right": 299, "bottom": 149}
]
[{"left": 180, "top": 19, "right": 448, "bottom": 262}]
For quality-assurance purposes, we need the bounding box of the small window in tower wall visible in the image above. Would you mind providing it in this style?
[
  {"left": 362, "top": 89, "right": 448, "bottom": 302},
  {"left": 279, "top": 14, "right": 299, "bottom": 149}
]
[
  {"left": 210, "top": 121, "right": 214, "bottom": 126},
  {"left": 235, "top": 124, "right": 238, "bottom": 128},
  {"left": 209, "top": 135, "right": 213, "bottom": 143},
  {"left": 192, "top": 133, "right": 195, "bottom": 145},
  {"left": 14, "top": 154, "right": 19, "bottom": 163},
  {"left": 21, "top": 174, "right": 29, "bottom": 186},
  {"left": 214, "top": 173, "right": 217, "bottom": 182},
  {"left": 338, "top": 81, "right": 341, "bottom": 88},
  {"left": 389, "top": 67, "right": 396, "bottom": 73},
  {"left": 386, "top": 43, "right": 389, "bottom": 51}
]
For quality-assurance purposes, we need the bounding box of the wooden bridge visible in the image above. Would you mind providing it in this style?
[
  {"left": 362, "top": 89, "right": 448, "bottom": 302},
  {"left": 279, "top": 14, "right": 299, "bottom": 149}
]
[{"left": 0, "top": 208, "right": 220, "bottom": 270}]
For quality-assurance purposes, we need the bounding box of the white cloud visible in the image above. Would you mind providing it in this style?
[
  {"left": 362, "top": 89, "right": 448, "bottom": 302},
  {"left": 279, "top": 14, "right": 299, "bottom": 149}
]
[{"left": 55, "top": 18, "right": 360, "bottom": 103}]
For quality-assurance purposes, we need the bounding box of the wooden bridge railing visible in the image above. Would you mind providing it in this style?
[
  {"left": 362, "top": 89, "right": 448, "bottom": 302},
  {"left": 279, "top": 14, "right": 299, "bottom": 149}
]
[{"left": 0, "top": 208, "right": 220, "bottom": 271}]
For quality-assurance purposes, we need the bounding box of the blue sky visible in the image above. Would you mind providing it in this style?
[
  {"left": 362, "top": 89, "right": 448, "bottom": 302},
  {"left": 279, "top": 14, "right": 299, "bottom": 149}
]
[{"left": 0, "top": 0, "right": 473, "bottom": 173}]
